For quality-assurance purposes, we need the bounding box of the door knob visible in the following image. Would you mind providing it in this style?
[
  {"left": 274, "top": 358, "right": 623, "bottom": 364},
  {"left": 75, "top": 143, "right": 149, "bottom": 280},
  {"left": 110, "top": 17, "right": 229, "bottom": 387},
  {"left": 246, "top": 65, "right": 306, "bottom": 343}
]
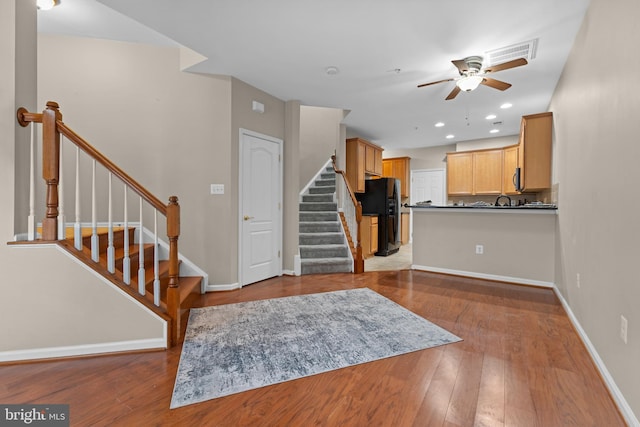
[{"left": 243, "top": 215, "right": 254, "bottom": 221}]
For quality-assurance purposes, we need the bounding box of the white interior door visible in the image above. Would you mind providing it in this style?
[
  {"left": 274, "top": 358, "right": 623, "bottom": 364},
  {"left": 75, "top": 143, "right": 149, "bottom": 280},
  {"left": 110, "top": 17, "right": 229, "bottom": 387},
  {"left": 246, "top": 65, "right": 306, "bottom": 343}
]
[
  {"left": 409, "top": 169, "right": 445, "bottom": 243},
  {"left": 239, "top": 129, "right": 282, "bottom": 286},
  {"left": 411, "top": 169, "right": 445, "bottom": 206}
]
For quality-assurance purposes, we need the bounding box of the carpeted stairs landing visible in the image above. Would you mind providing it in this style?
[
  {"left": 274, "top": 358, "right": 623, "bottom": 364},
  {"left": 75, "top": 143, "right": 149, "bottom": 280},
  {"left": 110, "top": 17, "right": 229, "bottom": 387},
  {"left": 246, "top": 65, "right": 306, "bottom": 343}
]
[{"left": 299, "top": 167, "right": 352, "bottom": 274}]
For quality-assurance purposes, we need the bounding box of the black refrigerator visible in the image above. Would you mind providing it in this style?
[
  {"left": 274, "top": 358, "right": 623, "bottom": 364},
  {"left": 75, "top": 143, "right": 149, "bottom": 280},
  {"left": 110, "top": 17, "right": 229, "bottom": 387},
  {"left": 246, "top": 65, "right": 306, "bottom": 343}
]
[{"left": 356, "top": 178, "right": 401, "bottom": 256}]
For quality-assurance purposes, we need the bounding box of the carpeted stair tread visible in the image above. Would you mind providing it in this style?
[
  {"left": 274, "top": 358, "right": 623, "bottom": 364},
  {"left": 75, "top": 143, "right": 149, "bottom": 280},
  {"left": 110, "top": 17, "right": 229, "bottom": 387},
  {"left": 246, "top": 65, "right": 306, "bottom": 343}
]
[
  {"left": 300, "top": 258, "right": 352, "bottom": 274},
  {"left": 300, "top": 244, "right": 349, "bottom": 258},
  {"left": 302, "top": 193, "right": 334, "bottom": 203},
  {"left": 299, "top": 232, "right": 344, "bottom": 245},
  {"left": 299, "top": 202, "right": 338, "bottom": 211},
  {"left": 300, "top": 211, "right": 338, "bottom": 221},
  {"left": 308, "top": 186, "right": 335, "bottom": 194},
  {"left": 299, "top": 221, "right": 341, "bottom": 233}
]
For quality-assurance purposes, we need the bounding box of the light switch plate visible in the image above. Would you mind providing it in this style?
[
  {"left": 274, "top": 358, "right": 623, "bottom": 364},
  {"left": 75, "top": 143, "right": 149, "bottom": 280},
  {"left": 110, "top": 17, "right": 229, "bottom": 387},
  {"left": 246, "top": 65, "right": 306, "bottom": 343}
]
[{"left": 210, "top": 184, "right": 224, "bottom": 195}]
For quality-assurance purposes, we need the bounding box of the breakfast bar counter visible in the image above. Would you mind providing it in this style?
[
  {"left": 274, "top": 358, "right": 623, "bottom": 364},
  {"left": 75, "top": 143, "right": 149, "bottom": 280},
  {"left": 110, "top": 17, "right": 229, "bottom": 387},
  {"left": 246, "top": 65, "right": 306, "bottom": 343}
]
[{"left": 410, "top": 205, "right": 557, "bottom": 286}]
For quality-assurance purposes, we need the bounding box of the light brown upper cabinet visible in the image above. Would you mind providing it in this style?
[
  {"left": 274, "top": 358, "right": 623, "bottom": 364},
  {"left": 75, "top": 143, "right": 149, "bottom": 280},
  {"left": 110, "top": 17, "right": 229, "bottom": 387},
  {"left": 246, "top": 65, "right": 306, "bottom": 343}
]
[
  {"left": 502, "top": 145, "right": 519, "bottom": 195},
  {"left": 346, "top": 137, "right": 383, "bottom": 192},
  {"left": 517, "top": 112, "right": 553, "bottom": 192},
  {"left": 448, "top": 112, "right": 553, "bottom": 196},
  {"left": 472, "top": 149, "right": 503, "bottom": 195},
  {"left": 447, "top": 152, "right": 474, "bottom": 195},
  {"left": 382, "top": 156, "right": 411, "bottom": 198}
]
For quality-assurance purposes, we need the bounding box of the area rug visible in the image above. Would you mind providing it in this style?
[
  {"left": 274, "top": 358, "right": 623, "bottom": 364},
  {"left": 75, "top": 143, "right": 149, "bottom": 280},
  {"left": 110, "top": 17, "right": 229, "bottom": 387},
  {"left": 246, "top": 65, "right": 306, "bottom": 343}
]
[{"left": 170, "top": 287, "right": 461, "bottom": 408}]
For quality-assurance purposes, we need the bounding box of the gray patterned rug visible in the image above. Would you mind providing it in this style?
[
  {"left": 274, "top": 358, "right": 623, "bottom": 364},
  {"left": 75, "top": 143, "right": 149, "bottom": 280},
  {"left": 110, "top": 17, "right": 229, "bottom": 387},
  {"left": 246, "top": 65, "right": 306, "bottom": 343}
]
[{"left": 170, "top": 287, "right": 461, "bottom": 408}]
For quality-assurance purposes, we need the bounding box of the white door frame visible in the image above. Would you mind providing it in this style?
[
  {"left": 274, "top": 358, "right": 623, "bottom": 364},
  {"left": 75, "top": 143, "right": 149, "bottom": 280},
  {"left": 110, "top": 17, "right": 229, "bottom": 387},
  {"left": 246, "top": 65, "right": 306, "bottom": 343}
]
[{"left": 238, "top": 128, "right": 283, "bottom": 287}]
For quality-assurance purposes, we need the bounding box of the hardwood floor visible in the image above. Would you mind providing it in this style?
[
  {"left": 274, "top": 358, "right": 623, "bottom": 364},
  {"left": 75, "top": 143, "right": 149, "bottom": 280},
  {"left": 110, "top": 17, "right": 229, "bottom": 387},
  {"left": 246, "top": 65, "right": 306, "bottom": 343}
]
[{"left": 0, "top": 271, "right": 626, "bottom": 426}]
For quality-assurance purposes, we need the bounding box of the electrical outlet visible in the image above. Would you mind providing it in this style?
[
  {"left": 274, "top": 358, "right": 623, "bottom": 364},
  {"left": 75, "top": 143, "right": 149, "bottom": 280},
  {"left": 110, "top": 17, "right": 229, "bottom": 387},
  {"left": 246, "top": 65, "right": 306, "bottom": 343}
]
[
  {"left": 620, "top": 315, "right": 628, "bottom": 344},
  {"left": 576, "top": 273, "right": 580, "bottom": 288},
  {"left": 210, "top": 184, "right": 224, "bottom": 195},
  {"left": 475, "top": 245, "right": 484, "bottom": 255}
]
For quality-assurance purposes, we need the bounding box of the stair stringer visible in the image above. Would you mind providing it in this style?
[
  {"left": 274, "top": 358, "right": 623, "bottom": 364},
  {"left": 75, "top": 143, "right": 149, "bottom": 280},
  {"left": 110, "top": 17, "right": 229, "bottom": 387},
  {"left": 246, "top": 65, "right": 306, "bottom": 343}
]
[
  {"left": 0, "top": 244, "right": 167, "bottom": 363},
  {"left": 138, "top": 226, "right": 209, "bottom": 293}
]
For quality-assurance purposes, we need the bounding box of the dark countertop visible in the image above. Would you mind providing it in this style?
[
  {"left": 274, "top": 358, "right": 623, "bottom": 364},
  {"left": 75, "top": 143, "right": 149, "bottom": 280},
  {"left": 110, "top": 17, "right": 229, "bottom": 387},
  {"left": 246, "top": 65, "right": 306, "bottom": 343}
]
[{"left": 408, "top": 204, "right": 557, "bottom": 211}]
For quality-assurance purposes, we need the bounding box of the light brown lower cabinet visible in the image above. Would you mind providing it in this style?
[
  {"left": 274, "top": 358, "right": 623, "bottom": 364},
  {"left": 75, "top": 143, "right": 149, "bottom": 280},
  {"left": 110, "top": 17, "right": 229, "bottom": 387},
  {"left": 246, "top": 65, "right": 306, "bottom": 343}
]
[
  {"left": 361, "top": 215, "right": 378, "bottom": 258},
  {"left": 401, "top": 213, "right": 410, "bottom": 244}
]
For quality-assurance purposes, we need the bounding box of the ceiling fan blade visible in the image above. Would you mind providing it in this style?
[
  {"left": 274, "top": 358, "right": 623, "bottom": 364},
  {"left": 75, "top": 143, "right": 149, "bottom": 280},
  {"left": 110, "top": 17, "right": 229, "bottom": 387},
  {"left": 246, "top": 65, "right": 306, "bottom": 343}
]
[
  {"left": 417, "top": 78, "right": 454, "bottom": 88},
  {"left": 445, "top": 86, "right": 461, "bottom": 100},
  {"left": 481, "top": 77, "right": 512, "bottom": 91},
  {"left": 483, "top": 58, "right": 528, "bottom": 74},
  {"left": 451, "top": 59, "right": 468, "bottom": 74}
]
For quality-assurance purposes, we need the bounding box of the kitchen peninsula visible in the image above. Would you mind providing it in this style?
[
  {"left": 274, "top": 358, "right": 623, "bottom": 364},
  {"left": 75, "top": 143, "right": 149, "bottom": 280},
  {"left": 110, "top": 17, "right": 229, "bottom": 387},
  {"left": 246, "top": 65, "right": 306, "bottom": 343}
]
[{"left": 411, "top": 205, "right": 557, "bottom": 287}]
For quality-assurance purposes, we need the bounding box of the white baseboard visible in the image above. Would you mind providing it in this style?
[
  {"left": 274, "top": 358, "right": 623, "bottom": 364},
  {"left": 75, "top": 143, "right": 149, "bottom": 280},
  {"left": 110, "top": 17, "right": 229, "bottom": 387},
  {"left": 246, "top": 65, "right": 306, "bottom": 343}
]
[
  {"left": 294, "top": 254, "right": 301, "bottom": 276},
  {"left": 205, "top": 282, "right": 241, "bottom": 292},
  {"left": 411, "top": 265, "right": 554, "bottom": 288},
  {"left": 552, "top": 287, "right": 639, "bottom": 426},
  {"left": 282, "top": 269, "right": 296, "bottom": 276},
  {"left": 0, "top": 338, "right": 166, "bottom": 363}
]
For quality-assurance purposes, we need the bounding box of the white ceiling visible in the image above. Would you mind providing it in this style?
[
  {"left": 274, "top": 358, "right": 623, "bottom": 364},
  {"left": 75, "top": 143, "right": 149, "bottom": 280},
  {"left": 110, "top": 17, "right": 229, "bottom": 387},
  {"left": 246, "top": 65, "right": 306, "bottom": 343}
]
[{"left": 37, "top": 0, "right": 590, "bottom": 150}]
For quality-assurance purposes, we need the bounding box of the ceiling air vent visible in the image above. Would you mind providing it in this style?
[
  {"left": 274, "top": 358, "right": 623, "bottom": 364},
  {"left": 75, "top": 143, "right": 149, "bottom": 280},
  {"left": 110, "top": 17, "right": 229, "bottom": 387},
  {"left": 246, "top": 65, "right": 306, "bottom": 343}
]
[{"left": 485, "top": 38, "right": 539, "bottom": 66}]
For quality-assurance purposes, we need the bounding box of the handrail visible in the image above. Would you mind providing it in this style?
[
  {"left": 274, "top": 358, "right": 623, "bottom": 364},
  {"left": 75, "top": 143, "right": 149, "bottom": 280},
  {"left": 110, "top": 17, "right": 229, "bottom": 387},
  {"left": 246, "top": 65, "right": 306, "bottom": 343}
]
[
  {"left": 56, "top": 121, "right": 167, "bottom": 213},
  {"left": 331, "top": 154, "right": 364, "bottom": 274},
  {"left": 17, "top": 101, "right": 184, "bottom": 346}
]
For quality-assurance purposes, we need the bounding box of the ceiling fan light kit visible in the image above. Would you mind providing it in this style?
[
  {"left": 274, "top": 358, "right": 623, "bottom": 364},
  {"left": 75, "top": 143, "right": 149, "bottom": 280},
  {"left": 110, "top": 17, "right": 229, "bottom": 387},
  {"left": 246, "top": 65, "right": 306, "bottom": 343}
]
[
  {"left": 456, "top": 75, "right": 484, "bottom": 92},
  {"left": 418, "top": 55, "right": 528, "bottom": 100}
]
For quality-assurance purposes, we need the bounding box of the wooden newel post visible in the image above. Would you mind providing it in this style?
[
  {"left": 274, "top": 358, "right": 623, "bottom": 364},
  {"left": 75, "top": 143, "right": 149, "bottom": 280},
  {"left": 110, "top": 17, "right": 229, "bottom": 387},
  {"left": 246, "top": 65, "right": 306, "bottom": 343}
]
[
  {"left": 166, "top": 196, "right": 181, "bottom": 345},
  {"left": 354, "top": 202, "right": 365, "bottom": 274},
  {"left": 42, "top": 101, "right": 62, "bottom": 241}
]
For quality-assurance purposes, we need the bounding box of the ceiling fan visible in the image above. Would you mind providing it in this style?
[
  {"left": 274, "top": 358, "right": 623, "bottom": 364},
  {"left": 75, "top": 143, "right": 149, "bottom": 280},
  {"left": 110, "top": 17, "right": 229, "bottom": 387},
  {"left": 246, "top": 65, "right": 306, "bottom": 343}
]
[{"left": 417, "top": 56, "right": 528, "bottom": 100}]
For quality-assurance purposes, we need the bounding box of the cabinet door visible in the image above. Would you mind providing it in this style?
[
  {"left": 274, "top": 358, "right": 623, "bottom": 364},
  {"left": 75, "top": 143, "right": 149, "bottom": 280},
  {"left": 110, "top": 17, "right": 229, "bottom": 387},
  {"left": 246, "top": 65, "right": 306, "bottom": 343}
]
[
  {"left": 503, "top": 145, "right": 519, "bottom": 194},
  {"left": 447, "top": 152, "right": 473, "bottom": 195},
  {"left": 401, "top": 213, "right": 409, "bottom": 244},
  {"left": 473, "top": 150, "right": 503, "bottom": 195},
  {"left": 365, "top": 144, "right": 377, "bottom": 174},
  {"left": 373, "top": 147, "right": 383, "bottom": 175},
  {"left": 370, "top": 216, "right": 378, "bottom": 254},
  {"left": 520, "top": 113, "right": 552, "bottom": 191}
]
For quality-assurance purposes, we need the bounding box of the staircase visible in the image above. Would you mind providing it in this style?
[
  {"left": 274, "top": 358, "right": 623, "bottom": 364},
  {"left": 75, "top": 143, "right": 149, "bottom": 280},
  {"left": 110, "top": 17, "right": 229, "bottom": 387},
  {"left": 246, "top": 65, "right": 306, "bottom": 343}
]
[
  {"left": 16, "top": 102, "right": 203, "bottom": 348},
  {"left": 299, "top": 167, "right": 352, "bottom": 274},
  {"left": 56, "top": 226, "right": 203, "bottom": 342}
]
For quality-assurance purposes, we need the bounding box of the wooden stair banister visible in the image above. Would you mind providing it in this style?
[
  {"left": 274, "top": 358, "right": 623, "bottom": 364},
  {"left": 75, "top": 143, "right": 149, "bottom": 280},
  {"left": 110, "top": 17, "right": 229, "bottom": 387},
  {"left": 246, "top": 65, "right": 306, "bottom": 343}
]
[
  {"left": 16, "top": 101, "right": 191, "bottom": 347},
  {"left": 331, "top": 155, "right": 364, "bottom": 274}
]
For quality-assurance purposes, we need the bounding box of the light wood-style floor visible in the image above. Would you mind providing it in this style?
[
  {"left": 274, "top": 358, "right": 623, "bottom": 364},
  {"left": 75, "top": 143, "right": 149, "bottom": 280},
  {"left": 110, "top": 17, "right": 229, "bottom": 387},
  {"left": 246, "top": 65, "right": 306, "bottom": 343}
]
[{"left": 0, "top": 271, "right": 626, "bottom": 426}]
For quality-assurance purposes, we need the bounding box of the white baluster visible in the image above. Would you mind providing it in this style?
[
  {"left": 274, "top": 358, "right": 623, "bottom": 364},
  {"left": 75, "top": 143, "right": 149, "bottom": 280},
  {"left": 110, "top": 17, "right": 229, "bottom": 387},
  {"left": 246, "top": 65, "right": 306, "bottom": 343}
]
[
  {"left": 74, "top": 146, "right": 82, "bottom": 250},
  {"left": 91, "top": 159, "right": 99, "bottom": 262},
  {"left": 123, "top": 186, "right": 131, "bottom": 285},
  {"left": 107, "top": 173, "right": 115, "bottom": 273},
  {"left": 27, "top": 124, "right": 36, "bottom": 241},
  {"left": 153, "top": 209, "right": 160, "bottom": 306},
  {"left": 57, "top": 136, "right": 65, "bottom": 240},
  {"left": 138, "top": 198, "right": 145, "bottom": 295}
]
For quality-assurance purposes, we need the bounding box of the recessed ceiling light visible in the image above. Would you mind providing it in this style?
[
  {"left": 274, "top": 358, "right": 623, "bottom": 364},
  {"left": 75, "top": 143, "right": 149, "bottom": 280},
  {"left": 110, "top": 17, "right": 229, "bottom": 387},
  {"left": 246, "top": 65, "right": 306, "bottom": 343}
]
[
  {"left": 485, "top": 114, "right": 497, "bottom": 120},
  {"left": 325, "top": 66, "right": 339, "bottom": 75},
  {"left": 435, "top": 122, "right": 445, "bottom": 127},
  {"left": 490, "top": 129, "right": 500, "bottom": 134},
  {"left": 500, "top": 103, "right": 513, "bottom": 109},
  {"left": 446, "top": 134, "right": 455, "bottom": 139}
]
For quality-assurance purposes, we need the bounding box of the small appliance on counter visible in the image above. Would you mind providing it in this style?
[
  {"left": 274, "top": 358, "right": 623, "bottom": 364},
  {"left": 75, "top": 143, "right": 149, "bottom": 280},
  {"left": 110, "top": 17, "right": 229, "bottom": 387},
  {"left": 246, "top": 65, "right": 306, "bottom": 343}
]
[{"left": 356, "top": 178, "right": 400, "bottom": 256}]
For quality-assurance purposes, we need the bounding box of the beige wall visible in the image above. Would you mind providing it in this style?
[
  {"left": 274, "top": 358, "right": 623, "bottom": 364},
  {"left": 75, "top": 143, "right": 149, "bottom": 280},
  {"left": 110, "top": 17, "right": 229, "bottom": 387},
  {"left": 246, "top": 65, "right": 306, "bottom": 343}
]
[
  {"left": 383, "top": 144, "right": 453, "bottom": 171},
  {"left": 412, "top": 210, "right": 556, "bottom": 284},
  {"left": 230, "top": 77, "right": 286, "bottom": 283},
  {"left": 549, "top": 0, "right": 640, "bottom": 417},
  {"left": 1, "top": 4, "right": 164, "bottom": 360},
  {"left": 456, "top": 135, "right": 519, "bottom": 152},
  {"left": 299, "top": 105, "right": 345, "bottom": 188},
  {"left": 37, "top": 35, "right": 287, "bottom": 287}
]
